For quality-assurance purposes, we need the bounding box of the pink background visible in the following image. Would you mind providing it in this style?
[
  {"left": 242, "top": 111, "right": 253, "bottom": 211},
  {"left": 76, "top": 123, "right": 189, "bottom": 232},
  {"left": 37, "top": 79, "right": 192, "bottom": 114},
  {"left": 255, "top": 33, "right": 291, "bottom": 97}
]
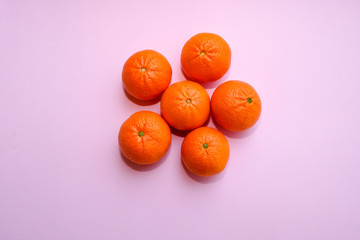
[{"left": 1, "top": 0, "right": 360, "bottom": 239}]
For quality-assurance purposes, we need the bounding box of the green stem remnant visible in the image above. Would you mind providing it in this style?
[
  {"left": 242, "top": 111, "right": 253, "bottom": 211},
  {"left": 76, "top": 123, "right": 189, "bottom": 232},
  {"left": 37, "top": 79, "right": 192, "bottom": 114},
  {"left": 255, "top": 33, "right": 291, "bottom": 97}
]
[
  {"left": 186, "top": 99, "right": 191, "bottom": 104},
  {"left": 203, "top": 143, "right": 209, "bottom": 149},
  {"left": 247, "top": 97, "right": 252, "bottom": 104},
  {"left": 138, "top": 131, "right": 144, "bottom": 137}
]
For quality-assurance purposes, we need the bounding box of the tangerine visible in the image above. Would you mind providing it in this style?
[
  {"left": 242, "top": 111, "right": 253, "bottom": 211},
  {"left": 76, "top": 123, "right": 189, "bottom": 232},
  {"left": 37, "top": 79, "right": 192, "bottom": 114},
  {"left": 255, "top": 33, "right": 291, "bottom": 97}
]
[
  {"left": 211, "top": 80, "right": 262, "bottom": 132},
  {"left": 181, "top": 127, "right": 230, "bottom": 177},
  {"left": 161, "top": 80, "right": 210, "bottom": 131},
  {"left": 118, "top": 111, "right": 171, "bottom": 165},
  {"left": 122, "top": 50, "right": 172, "bottom": 100},
  {"left": 181, "top": 33, "right": 231, "bottom": 83}
]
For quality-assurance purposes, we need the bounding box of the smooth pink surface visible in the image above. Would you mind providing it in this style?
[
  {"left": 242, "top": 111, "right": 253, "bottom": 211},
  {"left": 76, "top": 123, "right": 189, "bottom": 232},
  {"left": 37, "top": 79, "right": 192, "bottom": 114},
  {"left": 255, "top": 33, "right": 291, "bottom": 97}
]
[{"left": 1, "top": 1, "right": 360, "bottom": 239}]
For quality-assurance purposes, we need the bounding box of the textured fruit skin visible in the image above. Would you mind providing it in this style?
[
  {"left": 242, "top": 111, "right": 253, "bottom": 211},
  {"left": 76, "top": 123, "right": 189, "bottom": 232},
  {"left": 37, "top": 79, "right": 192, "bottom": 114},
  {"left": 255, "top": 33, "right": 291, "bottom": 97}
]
[
  {"left": 160, "top": 80, "right": 210, "bottom": 131},
  {"left": 122, "top": 50, "right": 172, "bottom": 100},
  {"left": 181, "top": 33, "right": 231, "bottom": 83},
  {"left": 211, "top": 80, "right": 262, "bottom": 132},
  {"left": 118, "top": 111, "right": 171, "bottom": 165},
  {"left": 181, "top": 127, "right": 230, "bottom": 177}
]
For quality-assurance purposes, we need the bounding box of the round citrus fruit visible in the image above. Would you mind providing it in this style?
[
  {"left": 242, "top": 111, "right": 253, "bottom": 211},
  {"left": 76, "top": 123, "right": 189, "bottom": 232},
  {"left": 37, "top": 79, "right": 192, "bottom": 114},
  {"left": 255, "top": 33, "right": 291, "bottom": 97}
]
[
  {"left": 122, "top": 50, "right": 172, "bottom": 100},
  {"left": 118, "top": 111, "right": 171, "bottom": 165},
  {"left": 181, "top": 127, "right": 230, "bottom": 177},
  {"left": 161, "top": 80, "right": 210, "bottom": 131},
  {"left": 211, "top": 80, "right": 262, "bottom": 132},
  {"left": 181, "top": 33, "right": 231, "bottom": 83}
]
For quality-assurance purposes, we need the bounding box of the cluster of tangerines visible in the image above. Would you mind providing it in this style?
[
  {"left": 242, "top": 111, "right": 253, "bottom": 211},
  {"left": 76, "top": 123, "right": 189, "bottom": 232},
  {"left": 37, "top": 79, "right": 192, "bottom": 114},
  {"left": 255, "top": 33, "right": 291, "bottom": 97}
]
[{"left": 119, "top": 33, "right": 261, "bottom": 177}]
